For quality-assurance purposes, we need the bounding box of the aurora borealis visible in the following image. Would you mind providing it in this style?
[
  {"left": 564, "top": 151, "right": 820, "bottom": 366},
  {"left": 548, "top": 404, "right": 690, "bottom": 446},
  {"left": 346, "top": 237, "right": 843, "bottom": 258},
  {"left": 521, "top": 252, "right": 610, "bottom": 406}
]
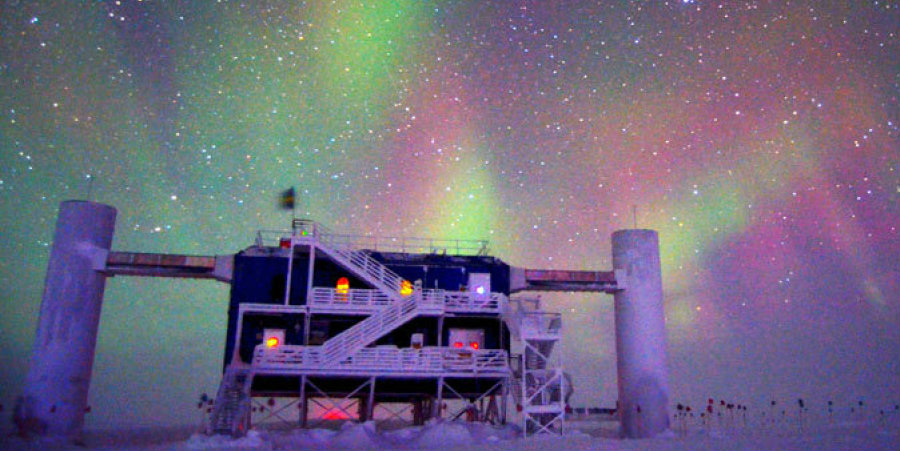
[{"left": 1, "top": 0, "right": 898, "bottom": 428}]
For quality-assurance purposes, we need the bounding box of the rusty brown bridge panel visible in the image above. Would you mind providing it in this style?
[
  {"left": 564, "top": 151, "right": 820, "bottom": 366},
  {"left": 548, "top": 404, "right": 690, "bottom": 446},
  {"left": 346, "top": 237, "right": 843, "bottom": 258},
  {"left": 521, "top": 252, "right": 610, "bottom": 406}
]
[
  {"left": 104, "top": 251, "right": 232, "bottom": 282},
  {"left": 510, "top": 267, "right": 621, "bottom": 293}
]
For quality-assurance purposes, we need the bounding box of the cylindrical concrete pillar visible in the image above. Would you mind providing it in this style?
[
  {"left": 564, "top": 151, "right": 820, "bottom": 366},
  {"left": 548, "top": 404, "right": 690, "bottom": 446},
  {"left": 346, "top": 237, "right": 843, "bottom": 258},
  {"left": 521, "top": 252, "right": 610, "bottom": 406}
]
[
  {"left": 17, "top": 201, "right": 116, "bottom": 440},
  {"left": 612, "top": 229, "right": 669, "bottom": 438}
]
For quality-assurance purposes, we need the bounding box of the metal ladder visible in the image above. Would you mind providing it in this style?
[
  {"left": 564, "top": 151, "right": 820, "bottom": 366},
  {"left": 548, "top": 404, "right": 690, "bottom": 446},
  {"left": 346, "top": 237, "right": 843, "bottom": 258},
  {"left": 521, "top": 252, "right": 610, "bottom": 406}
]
[{"left": 208, "top": 367, "right": 254, "bottom": 437}]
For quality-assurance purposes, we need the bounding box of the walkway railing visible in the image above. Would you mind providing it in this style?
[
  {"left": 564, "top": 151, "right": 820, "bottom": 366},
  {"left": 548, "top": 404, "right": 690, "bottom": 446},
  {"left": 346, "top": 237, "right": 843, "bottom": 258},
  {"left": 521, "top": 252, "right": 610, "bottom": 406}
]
[
  {"left": 309, "top": 287, "right": 508, "bottom": 314},
  {"left": 296, "top": 220, "right": 405, "bottom": 296},
  {"left": 518, "top": 312, "right": 562, "bottom": 339},
  {"left": 255, "top": 222, "right": 489, "bottom": 256},
  {"left": 444, "top": 292, "right": 507, "bottom": 313},
  {"left": 252, "top": 345, "right": 509, "bottom": 375},
  {"left": 310, "top": 287, "right": 394, "bottom": 312},
  {"left": 317, "top": 290, "right": 444, "bottom": 365}
]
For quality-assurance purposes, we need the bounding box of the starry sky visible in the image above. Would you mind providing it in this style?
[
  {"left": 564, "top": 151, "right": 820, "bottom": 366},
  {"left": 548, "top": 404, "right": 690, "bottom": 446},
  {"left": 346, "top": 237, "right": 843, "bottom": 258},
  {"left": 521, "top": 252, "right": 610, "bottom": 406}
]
[{"left": 1, "top": 0, "right": 898, "bottom": 428}]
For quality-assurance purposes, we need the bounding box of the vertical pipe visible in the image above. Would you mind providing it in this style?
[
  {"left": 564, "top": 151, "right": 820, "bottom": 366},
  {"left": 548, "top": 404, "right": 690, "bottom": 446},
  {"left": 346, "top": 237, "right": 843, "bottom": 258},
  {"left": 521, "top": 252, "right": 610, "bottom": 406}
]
[
  {"left": 367, "top": 377, "right": 376, "bottom": 422},
  {"left": 299, "top": 376, "right": 308, "bottom": 427},
  {"left": 303, "top": 312, "right": 311, "bottom": 345},
  {"left": 434, "top": 378, "right": 444, "bottom": 419},
  {"left": 305, "top": 245, "right": 316, "bottom": 306},
  {"left": 231, "top": 307, "right": 246, "bottom": 364},
  {"left": 17, "top": 201, "right": 117, "bottom": 440},
  {"left": 612, "top": 229, "right": 669, "bottom": 438},
  {"left": 500, "top": 378, "right": 508, "bottom": 425},
  {"left": 283, "top": 237, "right": 295, "bottom": 305}
]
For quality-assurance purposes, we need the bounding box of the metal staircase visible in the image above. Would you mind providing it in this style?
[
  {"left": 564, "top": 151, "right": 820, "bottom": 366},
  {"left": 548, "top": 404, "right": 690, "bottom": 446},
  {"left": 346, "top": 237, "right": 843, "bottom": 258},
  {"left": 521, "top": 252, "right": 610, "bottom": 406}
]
[
  {"left": 291, "top": 220, "right": 405, "bottom": 299},
  {"left": 318, "top": 288, "right": 443, "bottom": 365},
  {"left": 208, "top": 366, "right": 254, "bottom": 437},
  {"left": 287, "top": 221, "right": 438, "bottom": 366},
  {"left": 504, "top": 298, "right": 566, "bottom": 436}
]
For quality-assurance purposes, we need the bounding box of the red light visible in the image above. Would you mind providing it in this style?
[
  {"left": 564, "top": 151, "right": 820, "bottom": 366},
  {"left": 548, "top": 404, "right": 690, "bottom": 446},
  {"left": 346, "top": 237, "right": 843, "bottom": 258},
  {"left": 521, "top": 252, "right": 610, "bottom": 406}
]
[
  {"left": 453, "top": 342, "right": 463, "bottom": 348},
  {"left": 266, "top": 337, "right": 280, "bottom": 348},
  {"left": 323, "top": 409, "right": 350, "bottom": 420},
  {"left": 279, "top": 238, "right": 291, "bottom": 249},
  {"left": 469, "top": 342, "right": 479, "bottom": 350}
]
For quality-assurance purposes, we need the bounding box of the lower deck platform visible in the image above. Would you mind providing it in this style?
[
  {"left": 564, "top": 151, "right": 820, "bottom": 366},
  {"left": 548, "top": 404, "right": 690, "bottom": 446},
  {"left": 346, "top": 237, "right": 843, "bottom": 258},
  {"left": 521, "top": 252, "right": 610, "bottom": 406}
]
[{"left": 247, "top": 345, "right": 510, "bottom": 399}]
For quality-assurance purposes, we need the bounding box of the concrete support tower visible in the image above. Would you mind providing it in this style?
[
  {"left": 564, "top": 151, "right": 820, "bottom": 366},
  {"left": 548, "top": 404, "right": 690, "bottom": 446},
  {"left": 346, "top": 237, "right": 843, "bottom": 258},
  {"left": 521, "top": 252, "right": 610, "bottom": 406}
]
[
  {"left": 612, "top": 229, "right": 670, "bottom": 438},
  {"left": 17, "top": 201, "right": 117, "bottom": 440}
]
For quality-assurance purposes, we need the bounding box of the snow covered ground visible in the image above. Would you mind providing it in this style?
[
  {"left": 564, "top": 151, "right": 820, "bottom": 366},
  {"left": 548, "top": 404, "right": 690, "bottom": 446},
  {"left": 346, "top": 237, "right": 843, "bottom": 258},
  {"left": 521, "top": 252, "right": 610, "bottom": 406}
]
[{"left": 2, "top": 414, "right": 898, "bottom": 451}]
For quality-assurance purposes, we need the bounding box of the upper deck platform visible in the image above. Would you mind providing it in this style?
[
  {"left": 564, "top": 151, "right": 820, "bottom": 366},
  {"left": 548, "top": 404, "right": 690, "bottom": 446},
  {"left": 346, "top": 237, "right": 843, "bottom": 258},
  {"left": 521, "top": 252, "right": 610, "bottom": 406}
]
[{"left": 255, "top": 219, "right": 490, "bottom": 257}]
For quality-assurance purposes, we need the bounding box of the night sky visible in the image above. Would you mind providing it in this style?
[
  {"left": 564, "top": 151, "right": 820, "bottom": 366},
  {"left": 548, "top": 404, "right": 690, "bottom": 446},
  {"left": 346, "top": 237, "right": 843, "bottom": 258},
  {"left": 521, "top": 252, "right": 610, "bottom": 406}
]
[{"left": 1, "top": 1, "right": 898, "bottom": 428}]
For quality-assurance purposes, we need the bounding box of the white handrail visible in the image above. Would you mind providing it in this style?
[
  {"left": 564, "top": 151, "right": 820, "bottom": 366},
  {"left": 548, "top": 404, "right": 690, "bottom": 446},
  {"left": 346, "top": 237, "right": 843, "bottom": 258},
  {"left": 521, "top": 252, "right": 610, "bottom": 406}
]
[
  {"left": 310, "top": 287, "right": 506, "bottom": 314},
  {"left": 297, "top": 221, "right": 405, "bottom": 296},
  {"left": 253, "top": 345, "right": 509, "bottom": 375},
  {"left": 310, "top": 287, "right": 394, "bottom": 310},
  {"left": 318, "top": 291, "right": 422, "bottom": 364},
  {"left": 517, "top": 312, "right": 562, "bottom": 338},
  {"left": 444, "top": 292, "right": 508, "bottom": 313},
  {"left": 255, "top": 221, "right": 489, "bottom": 256}
]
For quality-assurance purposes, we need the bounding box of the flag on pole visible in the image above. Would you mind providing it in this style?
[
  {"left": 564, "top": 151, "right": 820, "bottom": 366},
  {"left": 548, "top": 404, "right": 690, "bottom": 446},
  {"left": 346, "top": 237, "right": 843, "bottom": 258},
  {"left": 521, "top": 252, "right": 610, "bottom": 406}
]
[{"left": 279, "top": 187, "right": 296, "bottom": 210}]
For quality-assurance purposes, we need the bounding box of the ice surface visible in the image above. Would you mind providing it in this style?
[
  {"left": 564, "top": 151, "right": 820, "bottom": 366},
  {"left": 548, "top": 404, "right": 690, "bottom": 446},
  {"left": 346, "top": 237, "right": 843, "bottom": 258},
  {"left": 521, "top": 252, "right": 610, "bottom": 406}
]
[{"left": 1, "top": 416, "right": 898, "bottom": 451}]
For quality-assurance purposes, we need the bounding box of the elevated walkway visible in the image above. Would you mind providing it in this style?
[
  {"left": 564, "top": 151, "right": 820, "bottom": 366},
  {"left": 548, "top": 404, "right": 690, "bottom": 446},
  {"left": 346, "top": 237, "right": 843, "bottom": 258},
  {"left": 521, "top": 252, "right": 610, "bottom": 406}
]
[
  {"left": 308, "top": 288, "right": 506, "bottom": 315},
  {"left": 252, "top": 345, "right": 509, "bottom": 377},
  {"left": 102, "top": 251, "right": 233, "bottom": 282},
  {"left": 509, "top": 268, "right": 622, "bottom": 293}
]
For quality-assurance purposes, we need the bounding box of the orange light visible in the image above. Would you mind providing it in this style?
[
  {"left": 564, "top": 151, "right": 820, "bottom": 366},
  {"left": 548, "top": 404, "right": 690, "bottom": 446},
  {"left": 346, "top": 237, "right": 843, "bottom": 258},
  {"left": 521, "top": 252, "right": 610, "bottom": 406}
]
[
  {"left": 469, "top": 342, "right": 479, "bottom": 350},
  {"left": 453, "top": 341, "right": 463, "bottom": 348},
  {"left": 400, "top": 280, "right": 413, "bottom": 296},
  {"left": 266, "top": 337, "right": 280, "bottom": 348},
  {"left": 336, "top": 277, "right": 349, "bottom": 302}
]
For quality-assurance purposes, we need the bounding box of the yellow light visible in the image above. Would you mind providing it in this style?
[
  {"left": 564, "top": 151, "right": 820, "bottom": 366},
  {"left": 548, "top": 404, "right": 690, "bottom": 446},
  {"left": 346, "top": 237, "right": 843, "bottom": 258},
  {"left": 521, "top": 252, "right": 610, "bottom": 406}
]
[
  {"left": 400, "top": 280, "right": 413, "bottom": 297},
  {"left": 266, "top": 337, "right": 280, "bottom": 348}
]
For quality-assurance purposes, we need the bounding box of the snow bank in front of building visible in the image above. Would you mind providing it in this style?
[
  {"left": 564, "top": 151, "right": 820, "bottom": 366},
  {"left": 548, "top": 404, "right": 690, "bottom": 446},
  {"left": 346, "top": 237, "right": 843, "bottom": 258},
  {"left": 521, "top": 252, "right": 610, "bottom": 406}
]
[
  {"left": 267, "top": 419, "right": 519, "bottom": 450},
  {"left": 184, "top": 429, "right": 270, "bottom": 450},
  {"left": 414, "top": 419, "right": 518, "bottom": 448},
  {"left": 330, "top": 421, "right": 381, "bottom": 450},
  {"left": 416, "top": 420, "right": 473, "bottom": 448}
]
